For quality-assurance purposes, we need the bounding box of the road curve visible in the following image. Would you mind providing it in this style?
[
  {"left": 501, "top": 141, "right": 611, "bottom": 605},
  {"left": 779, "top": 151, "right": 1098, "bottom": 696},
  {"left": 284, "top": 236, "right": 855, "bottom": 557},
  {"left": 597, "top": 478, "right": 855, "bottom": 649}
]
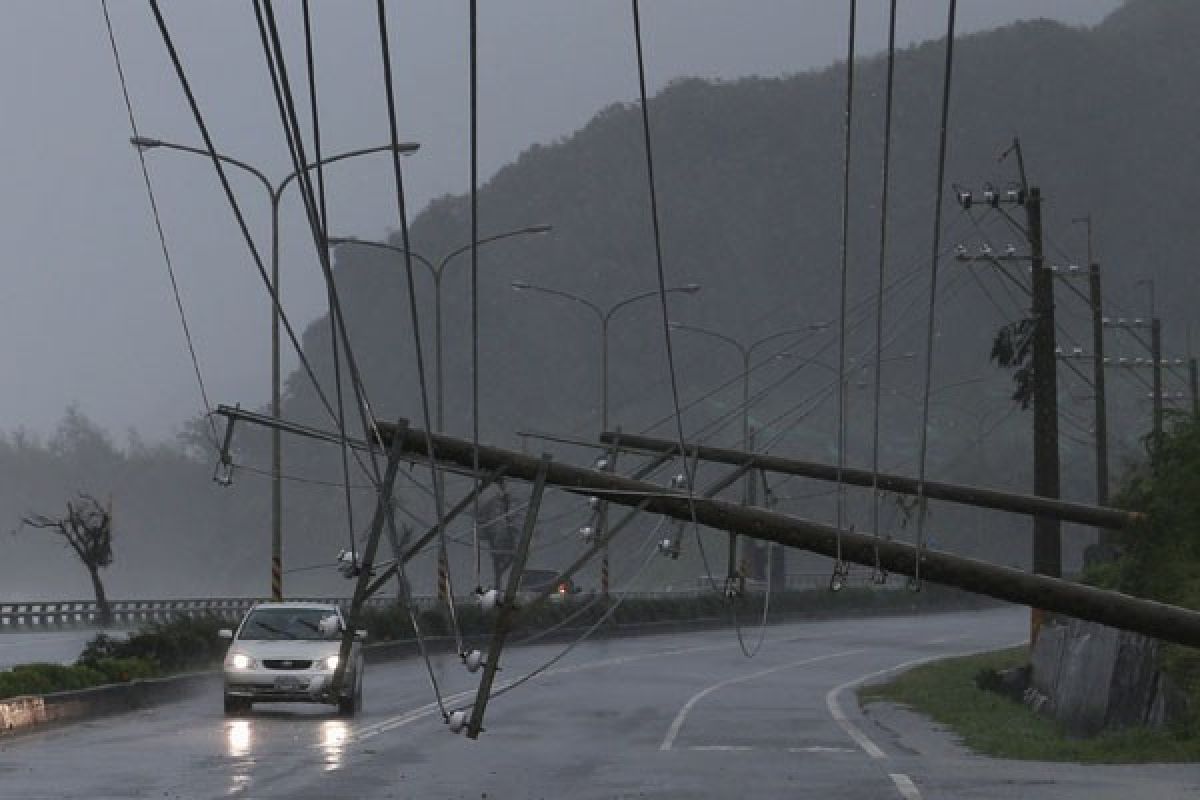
[{"left": 0, "top": 608, "right": 1195, "bottom": 799}]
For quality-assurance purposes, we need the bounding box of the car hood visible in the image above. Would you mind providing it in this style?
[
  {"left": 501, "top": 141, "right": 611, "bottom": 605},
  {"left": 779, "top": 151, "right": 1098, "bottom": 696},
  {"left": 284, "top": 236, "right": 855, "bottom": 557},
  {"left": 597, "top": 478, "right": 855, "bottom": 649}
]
[{"left": 228, "top": 640, "right": 341, "bottom": 660}]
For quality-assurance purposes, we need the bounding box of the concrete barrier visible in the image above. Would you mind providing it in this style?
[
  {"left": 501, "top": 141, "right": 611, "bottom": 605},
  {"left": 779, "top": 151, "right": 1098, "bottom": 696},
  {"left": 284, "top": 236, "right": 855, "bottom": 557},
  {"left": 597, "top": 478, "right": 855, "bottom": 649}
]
[{"left": 1029, "top": 615, "right": 1187, "bottom": 736}]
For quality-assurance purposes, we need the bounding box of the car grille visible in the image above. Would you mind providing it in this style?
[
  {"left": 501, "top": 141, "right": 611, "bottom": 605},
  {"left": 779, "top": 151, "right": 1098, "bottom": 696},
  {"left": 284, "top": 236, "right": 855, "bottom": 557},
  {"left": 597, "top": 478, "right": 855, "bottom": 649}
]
[{"left": 262, "top": 659, "right": 313, "bottom": 670}]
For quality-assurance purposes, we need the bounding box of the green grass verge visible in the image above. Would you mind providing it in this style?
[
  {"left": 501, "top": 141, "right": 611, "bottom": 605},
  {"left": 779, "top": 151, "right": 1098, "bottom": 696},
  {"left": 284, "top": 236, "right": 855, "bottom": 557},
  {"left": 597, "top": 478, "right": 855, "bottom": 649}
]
[{"left": 858, "top": 647, "right": 1200, "bottom": 763}]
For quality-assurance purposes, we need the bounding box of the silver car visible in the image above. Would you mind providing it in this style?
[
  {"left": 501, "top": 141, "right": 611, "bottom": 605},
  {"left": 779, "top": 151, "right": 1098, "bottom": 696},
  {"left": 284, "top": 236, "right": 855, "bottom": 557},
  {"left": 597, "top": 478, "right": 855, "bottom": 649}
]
[{"left": 219, "top": 602, "right": 365, "bottom": 716}]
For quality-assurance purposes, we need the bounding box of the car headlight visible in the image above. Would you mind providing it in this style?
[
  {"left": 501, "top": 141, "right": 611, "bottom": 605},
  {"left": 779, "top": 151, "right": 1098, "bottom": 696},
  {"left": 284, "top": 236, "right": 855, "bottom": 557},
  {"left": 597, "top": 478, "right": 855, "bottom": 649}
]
[
  {"left": 320, "top": 654, "right": 340, "bottom": 671},
  {"left": 228, "top": 653, "right": 256, "bottom": 670}
]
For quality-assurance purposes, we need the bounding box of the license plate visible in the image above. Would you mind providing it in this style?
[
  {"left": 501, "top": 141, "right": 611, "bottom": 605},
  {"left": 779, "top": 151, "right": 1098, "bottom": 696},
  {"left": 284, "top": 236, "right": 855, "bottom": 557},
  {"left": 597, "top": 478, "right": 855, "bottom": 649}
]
[{"left": 275, "top": 676, "right": 303, "bottom": 690}]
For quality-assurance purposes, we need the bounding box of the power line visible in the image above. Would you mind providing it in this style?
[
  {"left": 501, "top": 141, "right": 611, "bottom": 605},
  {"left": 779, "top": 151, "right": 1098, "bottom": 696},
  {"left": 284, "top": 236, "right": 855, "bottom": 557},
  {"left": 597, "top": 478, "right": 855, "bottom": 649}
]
[{"left": 102, "top": 0, "right": 218, "bottom": 448}]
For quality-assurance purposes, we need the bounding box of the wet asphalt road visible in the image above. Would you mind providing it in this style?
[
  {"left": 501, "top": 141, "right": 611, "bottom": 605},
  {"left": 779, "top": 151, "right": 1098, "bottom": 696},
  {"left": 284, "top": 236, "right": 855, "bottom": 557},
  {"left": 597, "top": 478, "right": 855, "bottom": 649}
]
[{"left": 1, "top": 608, "right": 1197, "bottom": 799}]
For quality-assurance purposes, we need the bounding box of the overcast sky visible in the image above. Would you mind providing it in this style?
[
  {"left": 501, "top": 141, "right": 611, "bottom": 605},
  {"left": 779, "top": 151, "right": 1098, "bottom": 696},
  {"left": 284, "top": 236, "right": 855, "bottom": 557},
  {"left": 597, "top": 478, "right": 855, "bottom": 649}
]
[{"left": 0, "top": 1, "right": 1119, "bottom": 442}]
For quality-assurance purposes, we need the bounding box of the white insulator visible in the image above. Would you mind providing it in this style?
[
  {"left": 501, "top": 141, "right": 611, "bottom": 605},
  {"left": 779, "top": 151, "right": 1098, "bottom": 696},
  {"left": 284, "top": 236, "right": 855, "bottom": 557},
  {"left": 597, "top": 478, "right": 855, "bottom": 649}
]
[
  {"left": 829, "top": 574, "right": 845, "bottom": 593},
  {"left": 480, "top": 588, "right": 502, "bottom": 613},
  {"left": 670, "top": 473, "right": 688, "bottom": 490},
  {"left": 588, "top": 496, "right": 602, "bottom": 510},
  {"left": 448, "top": 710, "right": 468, "bottom": 734},
  {"left": 578, "top": 525, "right": 595, "bottom": 543},
  {"left": 593, "top": 457, "right": 610, "bottom": 471},
  {"left": 464, "top": 650, "right": 484, "bottom": 673},
  {"left": 1005, "top": 244, "right": 1016, "bottom": 256}
]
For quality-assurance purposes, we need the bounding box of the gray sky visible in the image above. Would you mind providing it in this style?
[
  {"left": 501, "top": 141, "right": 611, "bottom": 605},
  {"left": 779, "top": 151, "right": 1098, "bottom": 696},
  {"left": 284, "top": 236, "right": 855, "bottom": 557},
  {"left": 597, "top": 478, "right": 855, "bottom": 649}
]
[{"left": 0, "top": 0, "right": 1119, "bottom": 442}]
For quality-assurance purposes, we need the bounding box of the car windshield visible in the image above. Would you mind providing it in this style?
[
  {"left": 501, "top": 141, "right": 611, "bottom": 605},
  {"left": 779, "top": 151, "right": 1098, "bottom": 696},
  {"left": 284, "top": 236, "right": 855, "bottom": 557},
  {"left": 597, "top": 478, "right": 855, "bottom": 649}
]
[{"left": 238, "top": 609, "right": 340, "bottom": 641}]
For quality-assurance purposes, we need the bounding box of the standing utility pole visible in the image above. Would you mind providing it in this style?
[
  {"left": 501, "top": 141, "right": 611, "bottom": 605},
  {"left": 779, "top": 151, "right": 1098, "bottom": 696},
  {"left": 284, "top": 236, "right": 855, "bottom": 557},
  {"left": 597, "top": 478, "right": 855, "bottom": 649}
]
[
  {"left": 1191, "top": 358, "right": 1199, "bottom": 419},
  {"left": 1027, "top": 187, "right": 1063, "bottom": 580},
  {"left": 1088, "top": 263, "right": 1109, "bottom": 507},
  {"left": 1151, "top": 318, "right": 1164, "bottom": 449}
]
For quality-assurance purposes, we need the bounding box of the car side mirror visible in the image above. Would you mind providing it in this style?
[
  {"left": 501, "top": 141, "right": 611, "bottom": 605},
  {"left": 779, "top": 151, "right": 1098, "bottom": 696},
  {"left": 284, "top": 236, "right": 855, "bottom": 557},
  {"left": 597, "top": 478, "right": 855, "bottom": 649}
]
[
  {"left": 218, "top": 629, "right": 234, "bottom": 640},
  {"left": 354, "top": 629, "right": 368, "bottom": 641}
]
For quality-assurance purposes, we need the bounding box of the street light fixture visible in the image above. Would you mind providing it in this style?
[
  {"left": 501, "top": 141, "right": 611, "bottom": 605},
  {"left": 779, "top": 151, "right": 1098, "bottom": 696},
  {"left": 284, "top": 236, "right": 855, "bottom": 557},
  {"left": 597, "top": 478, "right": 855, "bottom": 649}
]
[
  {"left": 133, "top": 136, "right": 420, "bottom": 601},
  {"left": 668, "top": 321, "right": 831, "bottom": 588},
  {"left": 327, "top": 224, "right": 553, "bottom": 431},
  {"left": 510, "top": 280, "right": 702, "bottom": 595}
]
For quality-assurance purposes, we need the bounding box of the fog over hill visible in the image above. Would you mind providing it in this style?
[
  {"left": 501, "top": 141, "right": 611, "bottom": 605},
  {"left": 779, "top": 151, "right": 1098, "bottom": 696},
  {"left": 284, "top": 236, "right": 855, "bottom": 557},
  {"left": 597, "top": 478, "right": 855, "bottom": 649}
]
[{"left": 5, "top": 1, "right": 1196, "bottom": 600}]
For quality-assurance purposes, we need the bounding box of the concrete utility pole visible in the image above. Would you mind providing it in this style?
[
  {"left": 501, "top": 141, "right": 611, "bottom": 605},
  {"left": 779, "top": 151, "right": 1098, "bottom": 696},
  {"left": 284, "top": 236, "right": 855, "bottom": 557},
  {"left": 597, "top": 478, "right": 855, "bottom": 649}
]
[
  {"left": 597, "top": 431, "right": 1137, "bottom": 530},
  {"left": 1089, "top": 264, "right": 1109, "bottom": 507},
  {"left": 953, "top": 173, "right": 1062, "bottom": 593},
  {"left": 1191, "top": 358, "right": 1199, "bottom": 418},
  {"left": 1026, "top": 186, "right": 1063, "bottom": 581},
  {"left": 371, "top": 420, "right": 1200, "bottom": 649},
  {"left": 1152, "top": 318, "right": 1164, "bottom": 449}
]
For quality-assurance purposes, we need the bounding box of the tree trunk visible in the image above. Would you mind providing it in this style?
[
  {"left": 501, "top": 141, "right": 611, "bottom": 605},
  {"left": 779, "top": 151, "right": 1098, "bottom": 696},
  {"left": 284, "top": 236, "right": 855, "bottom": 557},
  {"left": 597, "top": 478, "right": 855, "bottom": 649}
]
[{"left": 88, "top": 566, "right": 112, "bottom": 627}]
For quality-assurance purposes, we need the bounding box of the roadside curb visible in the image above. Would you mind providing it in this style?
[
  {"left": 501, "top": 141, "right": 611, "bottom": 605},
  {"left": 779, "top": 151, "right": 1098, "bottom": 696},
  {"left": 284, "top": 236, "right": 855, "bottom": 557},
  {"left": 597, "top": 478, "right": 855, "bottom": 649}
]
[{"left": 1, "top": 596, "right": 999, "bottom": 737}]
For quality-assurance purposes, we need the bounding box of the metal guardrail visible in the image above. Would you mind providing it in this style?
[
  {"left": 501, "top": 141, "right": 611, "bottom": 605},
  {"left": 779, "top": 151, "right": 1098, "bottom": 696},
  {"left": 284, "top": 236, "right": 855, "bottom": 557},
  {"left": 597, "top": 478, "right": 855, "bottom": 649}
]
[
  {"left": 0, "top": 573, "right": 893, "bottom": 631},
  {"left": 0, "top": 596, "right": 433, "bottom": 631}
]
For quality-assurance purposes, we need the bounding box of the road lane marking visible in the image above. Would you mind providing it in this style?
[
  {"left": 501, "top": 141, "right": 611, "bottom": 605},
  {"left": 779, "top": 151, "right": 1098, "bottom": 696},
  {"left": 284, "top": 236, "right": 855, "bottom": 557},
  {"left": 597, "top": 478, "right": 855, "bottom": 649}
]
[
  {"left": 688, "top": 745, "right": 754, "bottom": 751},
  {"left": 355, "top": 640, "right": 735, "bottom": 741},
  {"left": 889, "top": 773, "right": 921, "bottom": 800},
  {"left": 825, "top": 638, "right": 1027, "bottom": 799},
  {"left": 659, "top": 649, "right": 864, "bottom": 751}
]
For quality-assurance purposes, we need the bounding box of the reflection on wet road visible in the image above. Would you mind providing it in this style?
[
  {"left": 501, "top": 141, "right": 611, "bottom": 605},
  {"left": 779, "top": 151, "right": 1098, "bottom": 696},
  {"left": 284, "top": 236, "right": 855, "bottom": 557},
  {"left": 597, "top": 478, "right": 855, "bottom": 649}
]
[{"left": 2, "top": 610, "right": 1195, "bottom": 800}]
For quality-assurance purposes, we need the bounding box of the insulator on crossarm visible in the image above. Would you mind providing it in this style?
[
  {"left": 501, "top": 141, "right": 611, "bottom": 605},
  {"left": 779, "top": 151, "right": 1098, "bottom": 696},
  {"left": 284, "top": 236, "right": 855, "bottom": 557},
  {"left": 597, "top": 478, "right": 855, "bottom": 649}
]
[
  {"left": 463, "top": 650, "right": 485, "bottom": 673},
  {"left": 479, "top": 588, "right": 503, "bottom": 613}
]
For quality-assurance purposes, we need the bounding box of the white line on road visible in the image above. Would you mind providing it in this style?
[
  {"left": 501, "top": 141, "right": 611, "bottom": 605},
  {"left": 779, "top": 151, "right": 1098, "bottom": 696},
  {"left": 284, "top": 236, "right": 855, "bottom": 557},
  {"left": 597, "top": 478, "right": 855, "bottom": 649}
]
[
  {"left": 355, "top": 640, "right": 736, "bottom": 740},
  {"left": 659, "top": 649, "right": 864, "bottom": 751},
  {"left": 825, "top": 638, "right": 1027, "bottom": 799},
  {"left": 889, "top": 773, "right": 921, "bottom": 800},
  {"left": 688, "top": 745, "right": 754, "bottom": 752}
]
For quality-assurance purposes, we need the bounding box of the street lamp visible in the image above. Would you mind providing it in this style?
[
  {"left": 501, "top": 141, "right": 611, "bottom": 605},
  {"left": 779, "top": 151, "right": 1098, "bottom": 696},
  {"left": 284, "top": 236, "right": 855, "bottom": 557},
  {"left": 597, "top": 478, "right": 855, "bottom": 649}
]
[
  {"left": 132, "top": 136, "right": 419, "bottom": 601},
  {"left": 328, "top": 224, "right": 552, "bottom": 431},
  {"left": 668, "top": 322, "right": 830, "bottom": 588},
  {"left": 510, "top": 280, "right": 701, "bottom": 595}
]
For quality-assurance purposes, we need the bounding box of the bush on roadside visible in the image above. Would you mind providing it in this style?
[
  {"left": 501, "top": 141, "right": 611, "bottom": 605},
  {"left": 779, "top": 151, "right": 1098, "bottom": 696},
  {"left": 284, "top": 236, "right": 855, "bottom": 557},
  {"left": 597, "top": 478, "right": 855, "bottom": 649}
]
[
  {"left": 77, "top": 614, "right": 226, "bottom": 673},
  {"left": 0, "top": 656, "right": 162, "bottom": 700}
]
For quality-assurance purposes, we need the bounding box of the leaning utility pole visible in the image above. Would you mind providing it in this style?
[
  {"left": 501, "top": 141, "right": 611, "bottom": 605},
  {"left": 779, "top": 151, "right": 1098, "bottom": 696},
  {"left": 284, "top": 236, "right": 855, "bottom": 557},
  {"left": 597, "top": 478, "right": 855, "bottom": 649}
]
[
  {"left": 597, "top": 431, "right": 1137, "bottom": 530},
  {"left": 369, "top": 420, "right": 1200, "bottom": 649}
]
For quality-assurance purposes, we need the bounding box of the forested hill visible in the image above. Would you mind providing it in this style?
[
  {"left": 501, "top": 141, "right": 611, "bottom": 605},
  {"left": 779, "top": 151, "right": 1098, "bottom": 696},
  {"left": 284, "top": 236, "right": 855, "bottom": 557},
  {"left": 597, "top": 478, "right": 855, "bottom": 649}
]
[{"left": 296, "top": 0, "right": 1197, "bottom": 460}]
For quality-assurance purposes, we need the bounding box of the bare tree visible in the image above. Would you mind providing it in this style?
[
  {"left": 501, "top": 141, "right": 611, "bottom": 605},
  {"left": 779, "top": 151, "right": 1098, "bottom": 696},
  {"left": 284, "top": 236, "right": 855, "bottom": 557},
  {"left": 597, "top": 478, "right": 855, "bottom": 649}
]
[{"left": 20, "top": 494, "right": 114, "bottom": 625}]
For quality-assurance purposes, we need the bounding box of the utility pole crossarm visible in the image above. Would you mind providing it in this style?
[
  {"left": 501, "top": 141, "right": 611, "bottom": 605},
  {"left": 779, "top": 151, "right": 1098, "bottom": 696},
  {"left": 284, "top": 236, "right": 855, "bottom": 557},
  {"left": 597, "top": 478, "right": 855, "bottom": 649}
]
[
  {"left": 374, "top": 421, "right": 1200, "bottom": 649},
  {"left": 597, "top": 431, "right": 1138, "bottom": 531}
]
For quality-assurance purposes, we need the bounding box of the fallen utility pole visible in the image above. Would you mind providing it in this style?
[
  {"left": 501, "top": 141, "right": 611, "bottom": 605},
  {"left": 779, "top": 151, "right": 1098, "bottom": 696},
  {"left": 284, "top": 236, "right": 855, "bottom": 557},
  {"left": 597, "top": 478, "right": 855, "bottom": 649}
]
[
  {"left": 374, "top": 421, "right": 1200, "bottom": 648},
  {"left": 596, "top": 431, "right": 1138, "bottom": 531}
]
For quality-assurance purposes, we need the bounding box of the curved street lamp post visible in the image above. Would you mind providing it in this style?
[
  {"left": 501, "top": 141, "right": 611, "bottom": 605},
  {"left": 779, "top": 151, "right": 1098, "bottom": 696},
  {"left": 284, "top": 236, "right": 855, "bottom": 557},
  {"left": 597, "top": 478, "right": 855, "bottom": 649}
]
[
  {"left": 328, "top": 225, "right": 552, "bottom": 432},
  {"left": 132, "top": 136, "right": 419, "bottom": 600},
  {"left": 511, "top": 281, "right": 702, "bottom": 595},
  {"left": 669, "top": 322, "right": 831, "bottom": 585}
]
